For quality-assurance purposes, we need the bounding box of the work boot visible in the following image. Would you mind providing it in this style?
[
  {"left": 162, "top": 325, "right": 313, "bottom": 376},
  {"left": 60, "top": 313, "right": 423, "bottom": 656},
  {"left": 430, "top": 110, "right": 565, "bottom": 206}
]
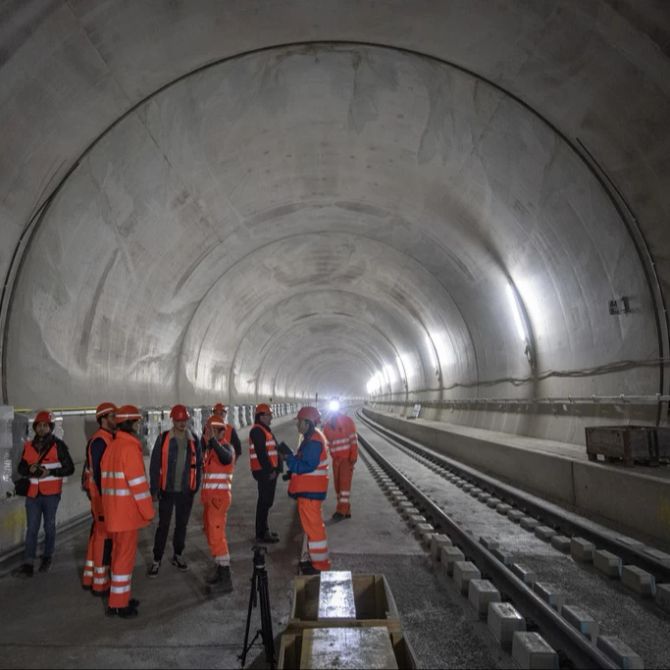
[
  {"left": 13, "top": 563, "right": 34, "bottom": 578},
  {"left": 344, "top": 513, "right": 352, "bottom": 519},
  {"left": 255, "top": 532, "right": 279, "bottom": 544},
  {"left": 332, "top": 512, "right": 345, "bottom": 521},
  {"left": 300, "top": 563, "right": 321, "bottom": 576},
  {"left": 171, "top": 554, "right": 188, "bottom": 571},
  {"left": 105, "top": 605, "right": 139, "bottom": 619},
  {"left": 147, "top": 561, "right": 160, "bottom": 578},
  {"left": 207, "top": 564, "right": 233, "bottom": 592},
  {"left": 38, "top": 556, "right": 52, "bottom": 573}
]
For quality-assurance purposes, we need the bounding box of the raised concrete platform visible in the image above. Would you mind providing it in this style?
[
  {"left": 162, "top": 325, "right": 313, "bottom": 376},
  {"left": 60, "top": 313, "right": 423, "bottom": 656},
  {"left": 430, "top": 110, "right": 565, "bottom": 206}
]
[{"left": 364, "top": 408, "right": 670, "bottom": 547}]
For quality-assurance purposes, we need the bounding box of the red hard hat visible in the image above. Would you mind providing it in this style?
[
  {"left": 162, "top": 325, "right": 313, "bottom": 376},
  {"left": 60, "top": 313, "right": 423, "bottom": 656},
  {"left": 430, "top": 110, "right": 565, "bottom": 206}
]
[
  {"left": 33, "top": 410, "right": 54, "bottom": 426},
  {"left": 207, "top": 415, "right": 226, "bottom": 429},
  {"left": 255, "top": 403, "right": 272, "bottom": 415},
  {"left": 96, "top": 402, "right": 117, "bottom": 419},
  {"left": 297, "top": 406, "right": 320, "bottom": 424},
  {"left": 115, "top": 405, "right": 142, "bottom": 422},
  {"left": 170, "top": 404, "right": 190, "bottom": 421},
  {"left": 213, "top": 402, "right": 227, "bottom": 414}
]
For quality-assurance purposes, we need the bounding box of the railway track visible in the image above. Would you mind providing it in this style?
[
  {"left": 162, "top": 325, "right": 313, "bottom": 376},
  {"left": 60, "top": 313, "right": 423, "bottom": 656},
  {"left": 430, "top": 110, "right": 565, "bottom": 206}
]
[{"left": 355, "top": 410, "right": 670, "bottom": 669}]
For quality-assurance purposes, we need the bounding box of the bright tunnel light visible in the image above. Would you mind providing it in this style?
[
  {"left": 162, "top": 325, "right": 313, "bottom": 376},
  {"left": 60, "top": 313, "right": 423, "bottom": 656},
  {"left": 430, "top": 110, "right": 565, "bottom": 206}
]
[
  {"left": 328, "top": 399, "right": 341, "bottom": 412},
  {"left": 506, "top": 283, "right": 528, "bottom": 343}
]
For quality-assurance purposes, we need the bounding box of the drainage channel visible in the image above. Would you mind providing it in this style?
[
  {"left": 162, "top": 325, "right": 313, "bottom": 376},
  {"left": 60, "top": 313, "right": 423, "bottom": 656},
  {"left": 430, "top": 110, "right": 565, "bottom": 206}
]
[
  {"left": 356, "top": 424, "right": 642, "bottom": 669},
  {"left": 357, "top": 410, "right": 670, "bottom": 586}
]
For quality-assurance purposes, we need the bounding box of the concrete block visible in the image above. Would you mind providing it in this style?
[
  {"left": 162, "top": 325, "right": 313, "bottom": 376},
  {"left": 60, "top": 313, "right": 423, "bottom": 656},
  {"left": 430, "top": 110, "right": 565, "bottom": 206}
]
[
  {"left": 401, "top": 505, "right": 419, "bottom": 520},
  {"left": 562, "top": 604, "right": 599, "bottom": 641},
  {"left": 596, "top": 636, "right": 644, "bottom": 669},
  {"left": 512, "top": 632, "right": 559, "bottom": 670},
  {"left": 468, "top": 579, "right": 501, "bottom": 618},
  {"left": 470, "top": 488, "right": 482, "bottom": 496},
  {"left": 655, "top": 583, "right": 670, "bottom": 612},
  {"left": 621, "top": 565, "right": 655, "bottom": 597},
  {"left": 534, "top": 526, "right": 556, "bottom": 542},
  {"left": 416, "top": 523, "right": 435, "bottom": 545},
  {"left": 511, "top": 563, "right": 536, "bottom": 586},
  {"left": 453, "top": 560, "right": 481, "bottom": 595},
  {"left": 533, "top": 582, "right": 564, "bottom": 611},
  {"left": 491, "top": 546, "right": 514, "bottom": 565},
  {"left": 430, "top": 533, "right": 453, "bottom": 561},
  {"left": 408, "top": 513, "right": 427, "bottom": 528},
  {"left": 486, "top": 497, "right": 502, "bottom": 508},
  {"left": 479, "top": 536, "right": 499, "bottom": 551},
  {"left": 487, "top": 602, "right": 526, "bottom": 648},
  {"left": 461, "top": 483, "right": 473, "bottom": 492},
  {"left": 508, "top": 509, "right": 524, "bottom": 523},
  {"left": 550, "top": 535, "right": 571, "bottom": 553},
  {"left": 477, "top": 492, "right": 492, "bottom": 502},
  {"left": 570, "top": 537, "right": 595, "bottom": 562},
  {"left": 440, "top": 545, "right": 465, "bottom": 575},
  {"left": 520, "top": 517, "right": 539, "bottom": 531},
  {"left": 593, "top": 549, "right": 622, "bottom": 578},
  {"left": 496, "top": 503, "right": 512, "bottom": 515}
]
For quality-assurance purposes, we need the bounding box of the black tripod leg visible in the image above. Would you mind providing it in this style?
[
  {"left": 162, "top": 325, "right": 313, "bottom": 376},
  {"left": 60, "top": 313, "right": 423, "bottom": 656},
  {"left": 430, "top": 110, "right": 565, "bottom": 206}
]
[
  {"left": 240, "top": 571, "right": 258, "bottom": 667},
  {"left": 257, "top": 572, "right": 276, "bottom": 666}
]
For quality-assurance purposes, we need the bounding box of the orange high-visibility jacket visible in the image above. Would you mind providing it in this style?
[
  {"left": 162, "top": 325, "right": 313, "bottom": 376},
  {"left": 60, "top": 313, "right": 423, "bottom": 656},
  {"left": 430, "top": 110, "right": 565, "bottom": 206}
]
[
  {"left": 101, "top": 430, "right": 154, "bottom": 532},
  {"left": 201, "top": 430, "right": 235, "bottom": 504},
  {"left": 159, "top": 431, "right": 199, "bottom": 492},
  {"left": 288, "top": 430, "right": 329, "bottom": 497},
  {"left": 248, "top": 423, "right": 278, "bottom": 472},
  {"left": 323, "top": 415, "right": 358, "bottom": 461},
  {"left": 83, "top": 428, "right": 115, "bottom": 515},
  {"left": 22, "top": 441, "right": 68, "bottom": 497}
]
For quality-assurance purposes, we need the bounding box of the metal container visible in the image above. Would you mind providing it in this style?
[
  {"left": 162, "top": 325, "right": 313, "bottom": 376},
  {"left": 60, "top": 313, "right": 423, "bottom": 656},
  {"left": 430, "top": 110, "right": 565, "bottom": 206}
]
[{"left": 585, "top": 426, "right": 662, "bottom": 466}]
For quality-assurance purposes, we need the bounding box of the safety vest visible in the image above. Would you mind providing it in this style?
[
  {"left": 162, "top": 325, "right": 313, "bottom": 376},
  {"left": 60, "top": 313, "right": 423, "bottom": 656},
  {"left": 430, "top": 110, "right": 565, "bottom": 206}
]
[
  {"left": 201, "top": 433, "right": 235, "bottom": 503},
  {"left": 23, "top": 440, "right": 66, "bottom": 497},
  {"left": 101, "top": 430, "right": 154, "bottom": 533},
  {"left": 159, "top": 431, "right": 198, "bottom": 492},
  {"left": 248, "top": 423, "right": 278, "bottom": 472},
  {"left": 288, "top": 430, "right": 329, "bottom": 496},
  {"left": 83, "top": 428, "right": 115, "bottom": 510},
  {"left": 323, "top": 415, "right": 358, "bottom": 460}
]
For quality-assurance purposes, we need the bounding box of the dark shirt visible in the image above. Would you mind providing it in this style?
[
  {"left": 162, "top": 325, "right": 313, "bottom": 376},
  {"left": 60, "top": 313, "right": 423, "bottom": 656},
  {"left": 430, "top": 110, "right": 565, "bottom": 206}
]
[
  {"left": 249, "top": 425, "right": 280, "bottom": 476},
  {"left": 89, "top": 430, "right": 114, "bottom": 492},
  {"left": 150, "top": 430, "right": 202, "bottom": 495}
]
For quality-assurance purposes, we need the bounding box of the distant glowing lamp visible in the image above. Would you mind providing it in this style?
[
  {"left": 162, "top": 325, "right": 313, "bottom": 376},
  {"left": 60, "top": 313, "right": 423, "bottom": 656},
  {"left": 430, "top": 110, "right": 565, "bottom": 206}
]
[{"left": 328, "top": 399, "right": 341, "bottom": 412}]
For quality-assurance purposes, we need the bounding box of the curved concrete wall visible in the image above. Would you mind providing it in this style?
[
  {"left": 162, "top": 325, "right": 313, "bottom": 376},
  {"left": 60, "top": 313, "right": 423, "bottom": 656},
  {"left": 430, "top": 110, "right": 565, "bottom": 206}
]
[{"left": 1, "top": 3, "right": 668, "bottom": 443}]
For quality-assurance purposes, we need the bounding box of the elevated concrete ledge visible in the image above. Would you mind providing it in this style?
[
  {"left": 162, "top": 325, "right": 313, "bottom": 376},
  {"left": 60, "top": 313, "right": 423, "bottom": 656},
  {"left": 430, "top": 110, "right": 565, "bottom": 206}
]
[{"left": 363, "top": 408, "right": 670, "bottom": 546}]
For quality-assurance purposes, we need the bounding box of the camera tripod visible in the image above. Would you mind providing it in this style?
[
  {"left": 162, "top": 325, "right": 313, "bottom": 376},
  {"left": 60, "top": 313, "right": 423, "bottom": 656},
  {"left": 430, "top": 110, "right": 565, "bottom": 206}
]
[{"left": 239, "top": 546, "right": 275, "bottom": 669}]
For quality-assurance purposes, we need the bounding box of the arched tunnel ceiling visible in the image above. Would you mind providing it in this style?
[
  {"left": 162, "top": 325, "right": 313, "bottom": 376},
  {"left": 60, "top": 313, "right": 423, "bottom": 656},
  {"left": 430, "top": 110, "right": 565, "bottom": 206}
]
[{"left": 1, "top": 2, "right": 669, "bottom": 408}]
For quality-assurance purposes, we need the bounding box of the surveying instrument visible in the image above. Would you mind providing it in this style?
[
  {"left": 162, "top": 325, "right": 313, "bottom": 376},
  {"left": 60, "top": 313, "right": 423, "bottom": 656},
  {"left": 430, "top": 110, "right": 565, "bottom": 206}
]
[{"left": 239, "top": 545, "right": 275, "bottom": 668}]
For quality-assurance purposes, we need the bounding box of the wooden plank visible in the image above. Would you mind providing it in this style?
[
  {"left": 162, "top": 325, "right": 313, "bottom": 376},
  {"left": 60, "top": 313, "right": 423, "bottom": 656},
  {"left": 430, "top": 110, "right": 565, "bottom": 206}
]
[
  {"left": 300, "top": 627, "right": 398, "bottom": 669},
  {"left": 318, "top": 571, "right": 356, "bottom": 620}
]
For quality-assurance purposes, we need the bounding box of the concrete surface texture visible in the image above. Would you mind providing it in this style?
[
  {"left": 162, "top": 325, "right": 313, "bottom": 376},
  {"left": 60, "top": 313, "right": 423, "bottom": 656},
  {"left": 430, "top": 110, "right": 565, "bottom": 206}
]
[{"left": 0, "top": 1, "right": 668, "bottom": 445}]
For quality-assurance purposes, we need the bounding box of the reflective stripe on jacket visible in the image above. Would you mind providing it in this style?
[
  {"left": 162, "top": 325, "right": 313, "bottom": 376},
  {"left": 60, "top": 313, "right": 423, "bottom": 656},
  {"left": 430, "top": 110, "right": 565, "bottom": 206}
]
[
  {"left": 83, "top": 428, "right": 115, "bottom": 514},
  {"left": 23, "top": 441, "right": 66, "bottom": 497},
  {"left": 323, "top": 415, "right": 358, "bottom": 461},
  {"left": 101, "top": 430, "right": 154, "bottom": 532},
  {"left": 201, "top": 433, "right": 235, "bottom": 504},
  {"left": 288, "top": 429, "right": 329, "bottom": 498},
  {"left": 248, "top": 423, "right": 278, "bottom": 472}
]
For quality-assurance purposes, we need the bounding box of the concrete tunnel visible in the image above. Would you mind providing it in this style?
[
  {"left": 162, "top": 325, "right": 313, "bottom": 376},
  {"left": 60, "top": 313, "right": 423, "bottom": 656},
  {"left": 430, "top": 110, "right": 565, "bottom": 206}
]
[{"left": 0, "top": 1, "right": 669, "bottom": 666}]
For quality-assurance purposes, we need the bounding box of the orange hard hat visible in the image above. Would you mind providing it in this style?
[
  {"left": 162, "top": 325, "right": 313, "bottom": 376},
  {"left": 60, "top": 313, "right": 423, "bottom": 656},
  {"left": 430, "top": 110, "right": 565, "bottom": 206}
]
[
  {"left": 170, "top": 404, "right": 190, "bottom": 421},
  {"left": 297, "top": 406, "right": 320, "bottom": 424},
  {"left": 213, "top": 402, "right": 227, "bottom": 414},
  {"left": 96, "top": 402, "right": 117, "bottom": 419},
  {"left": 116, "top": 405, "right": 142, "bottom": 422},
  {"left": 255, "top": 403, "right": 272, "bottom": 415},
  {"left": 33, "top": 410, "right": 54, "bottom": 426},
  {"left": 207, "top": 415, "right": 226, "bottom": 429}
]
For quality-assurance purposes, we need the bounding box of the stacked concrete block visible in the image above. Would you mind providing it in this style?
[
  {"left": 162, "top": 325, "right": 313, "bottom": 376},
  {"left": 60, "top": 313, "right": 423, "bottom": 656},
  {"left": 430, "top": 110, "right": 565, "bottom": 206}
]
[
  {"left": 468, "top": 579, "right": 501, "bottom": 618},
  {"left": 416, "top": 523, "right": 435, "bottom": 546},
  {"left": 401, "top": 505, "right": 419, "bottom": 520},
  {"left": 562, "top": 605, "right": 599, "bottom": 642},
  {"left": 487, "top": 602, "right": 526, "bottom": 649},
  {"left": 593, "top": 550, "right": 622, "bottom": 578},
  {"left": 453, "top": 561, "right": 481, "bottom": 596},
  {"left": 570, "top": 537, "right": 595, "bottom": 562},
  {"left": 440, "top": 546, "right": 465, "bottom": 575},
  {"left": 621, "top": 565, "right": 656, "bottom": 597},
  {"left": 408, "top": 513, "right": 427, "bottom": 528},
  {"left": 512, "top": 632, "right": 559, "bottom": 670},
  {"left": 430, "top": 534, "right": 453, "bottom": 562},
  {"left": 596, "top": 636, "right": 644, "bottom": 669}
]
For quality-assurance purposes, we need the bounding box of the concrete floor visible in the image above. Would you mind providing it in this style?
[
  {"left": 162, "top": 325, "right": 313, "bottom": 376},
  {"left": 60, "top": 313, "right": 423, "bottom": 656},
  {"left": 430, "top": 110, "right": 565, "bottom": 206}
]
[{"left": 0, "top": 418, "right": 512, "bottom": 669}]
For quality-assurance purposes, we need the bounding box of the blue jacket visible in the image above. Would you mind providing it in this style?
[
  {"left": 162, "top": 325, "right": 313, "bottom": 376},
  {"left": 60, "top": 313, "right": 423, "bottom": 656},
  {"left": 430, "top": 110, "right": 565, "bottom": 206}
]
[{"left": 286, "top": 433, "right": 327, "bottom": 501}]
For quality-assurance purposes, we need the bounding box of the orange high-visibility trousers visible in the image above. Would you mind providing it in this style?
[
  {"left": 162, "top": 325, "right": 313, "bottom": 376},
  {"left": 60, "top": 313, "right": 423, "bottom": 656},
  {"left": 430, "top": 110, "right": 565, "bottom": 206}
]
[
  {"left": 82, "top": 513, "right": 111, "bottom": 593},
  {"left": 297, "top": 498, "right": 331, "bottom": 570},
  {"left": 332, "top": 459, "right": 354, "bottom": 515},
  {"left": 203, "top": 493, "right": 231, "bottom": 565},
  {"left": 108, "top": 529, "right": 138, "bottom": 609}
]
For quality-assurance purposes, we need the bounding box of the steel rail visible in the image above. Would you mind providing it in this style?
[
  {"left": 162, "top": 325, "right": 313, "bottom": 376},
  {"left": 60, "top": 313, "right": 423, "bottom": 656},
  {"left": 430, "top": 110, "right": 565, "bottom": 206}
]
[
  {"left": 356, "top": 422, "right": 619, "bottom": 669},
  {"left": 358, "top": 410, "right": 670, "bottom": 584}
]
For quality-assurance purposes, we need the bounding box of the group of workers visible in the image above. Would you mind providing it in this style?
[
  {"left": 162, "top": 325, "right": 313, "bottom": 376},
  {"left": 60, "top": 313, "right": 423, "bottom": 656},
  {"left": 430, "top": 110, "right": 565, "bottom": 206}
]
[{"left": 12, "top": 400, "right": 359, "bottom": 620}]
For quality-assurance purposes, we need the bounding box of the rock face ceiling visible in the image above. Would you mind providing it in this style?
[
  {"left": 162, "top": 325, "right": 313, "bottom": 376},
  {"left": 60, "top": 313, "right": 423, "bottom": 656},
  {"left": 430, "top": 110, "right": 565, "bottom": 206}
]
[{"left": 1, "top": 2, "right": 668, "bottom": 442}]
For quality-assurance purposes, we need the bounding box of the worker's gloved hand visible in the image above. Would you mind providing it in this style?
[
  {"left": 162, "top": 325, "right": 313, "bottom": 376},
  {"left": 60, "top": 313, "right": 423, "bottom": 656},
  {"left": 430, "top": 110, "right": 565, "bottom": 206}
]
[{"left": 277, "top": 441, "right": 293, "bottom": 458}]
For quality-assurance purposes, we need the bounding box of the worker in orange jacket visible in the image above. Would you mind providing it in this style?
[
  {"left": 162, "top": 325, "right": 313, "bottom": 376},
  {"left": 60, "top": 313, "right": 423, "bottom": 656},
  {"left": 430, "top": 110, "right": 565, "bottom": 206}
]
[
  {"left": 81, "top": 402, "right": 117, "bottom": 595},
  {"left": 277, "top": 406, "right": 331, "bottom": 575},
  {"left": 201, "top": 415, "right": 235, "bottom": 592},
  {"left": 202, "top": 403, "right": 241, "bottom": 461},
  {"left": 101, "top": 405, "right": 154, "bottom": 618},
  {"left": 322, "top": 410, "right": 358, "bottom": 520}
]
